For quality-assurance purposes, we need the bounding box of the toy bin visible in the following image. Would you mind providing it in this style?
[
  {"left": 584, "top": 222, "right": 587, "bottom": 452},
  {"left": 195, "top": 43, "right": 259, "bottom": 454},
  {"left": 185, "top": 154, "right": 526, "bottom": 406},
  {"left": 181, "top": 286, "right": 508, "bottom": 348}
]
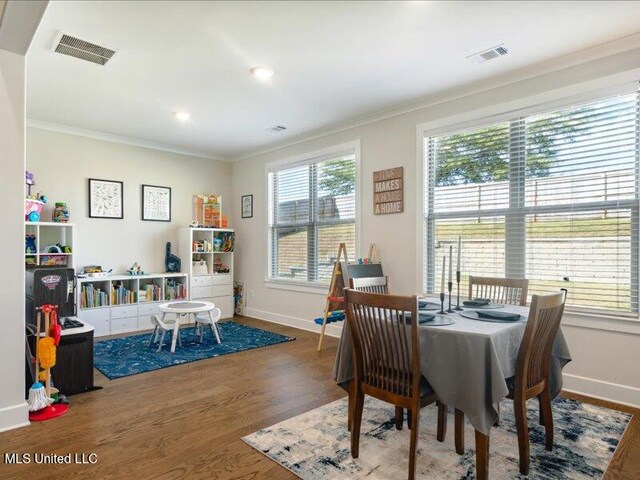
[
  {"left": 39, "top": 254, "right": 67, "bottom": 266},
  {"left": 25, "top": 199, "right": 44, "bottom": 221}
]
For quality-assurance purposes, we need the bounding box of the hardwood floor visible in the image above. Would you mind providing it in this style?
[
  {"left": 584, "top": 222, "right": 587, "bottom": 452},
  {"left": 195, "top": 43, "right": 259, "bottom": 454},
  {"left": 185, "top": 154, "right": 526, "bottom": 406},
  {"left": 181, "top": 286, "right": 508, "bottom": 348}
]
[{"left": 1, "top": 316, "right": 638, "bottom": 479}]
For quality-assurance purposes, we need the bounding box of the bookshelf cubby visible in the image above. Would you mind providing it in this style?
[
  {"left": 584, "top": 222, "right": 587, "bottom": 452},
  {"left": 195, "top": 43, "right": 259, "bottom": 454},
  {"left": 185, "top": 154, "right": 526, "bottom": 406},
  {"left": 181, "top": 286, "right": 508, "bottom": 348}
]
[
  {"left": 77, "top": 273, "right": 188, "bottom": 337},
  {"left": 179, "top": 227, "right": 235, "bottom": 319}
]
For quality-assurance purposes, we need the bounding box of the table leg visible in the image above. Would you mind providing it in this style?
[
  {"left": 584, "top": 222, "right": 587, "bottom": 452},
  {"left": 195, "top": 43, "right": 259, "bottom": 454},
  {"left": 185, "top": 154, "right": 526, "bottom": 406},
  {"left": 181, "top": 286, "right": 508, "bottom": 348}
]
[
  {"left": 170, "top": 313, "right": 180, "bottom": 353},
  {"left": 475, "top": 429, "right": 489, "bottom": 480}
]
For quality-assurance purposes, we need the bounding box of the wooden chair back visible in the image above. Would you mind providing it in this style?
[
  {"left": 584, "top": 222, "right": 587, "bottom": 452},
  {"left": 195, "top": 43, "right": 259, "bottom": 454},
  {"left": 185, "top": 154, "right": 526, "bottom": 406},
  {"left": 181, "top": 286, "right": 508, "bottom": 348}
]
[
  {"left": 468, "top": 276, "right": 529, "bottom": 306},
  {"left": 349, "top": 276, "right": 389, "bottom": 294},
  {"left": 515, "top": 291, "right": 566, "bottom": 393},
  {"left": 344, "top": 289, "right": 420, "bottom": 399}
]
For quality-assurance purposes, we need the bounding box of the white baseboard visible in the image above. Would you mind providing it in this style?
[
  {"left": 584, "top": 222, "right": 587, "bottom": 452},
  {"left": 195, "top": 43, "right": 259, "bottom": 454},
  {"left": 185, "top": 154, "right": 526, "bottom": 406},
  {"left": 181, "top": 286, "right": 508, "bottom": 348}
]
[
  {"left": 0, "top": 401, "right": 29, "bottom": 433},
  {"left": 244, "top": 307, "right": 344, "bottom": 338},
  {"left": 563, "top": 374, "right": 640, "bottom": 409}
]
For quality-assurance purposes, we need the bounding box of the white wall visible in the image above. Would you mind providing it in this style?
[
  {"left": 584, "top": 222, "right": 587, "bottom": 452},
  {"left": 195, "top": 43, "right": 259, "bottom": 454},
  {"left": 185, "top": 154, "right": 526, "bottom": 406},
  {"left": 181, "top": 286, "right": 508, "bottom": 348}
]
[
  {"left": 231, "top": 47, "right": 640, "bottom": 407},
  {"left": 0, "top": 49, "right": 29, "bottom": 432},
  {"left": 27, "top": 128, "right": 233, "bottom": 273}
]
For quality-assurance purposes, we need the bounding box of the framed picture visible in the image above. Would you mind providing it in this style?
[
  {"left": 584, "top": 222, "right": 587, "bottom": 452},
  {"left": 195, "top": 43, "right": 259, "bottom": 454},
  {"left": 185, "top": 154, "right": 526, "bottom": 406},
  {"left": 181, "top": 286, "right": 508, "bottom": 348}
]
[
  {"left": 88, "top": 178, "right": 124, "bottom": 219},
  {"left": 241, "top": 194, "right": 253, "bottom": 219},
  {"left": 142, "top": 184, "right": 172, "bottom": 222}
]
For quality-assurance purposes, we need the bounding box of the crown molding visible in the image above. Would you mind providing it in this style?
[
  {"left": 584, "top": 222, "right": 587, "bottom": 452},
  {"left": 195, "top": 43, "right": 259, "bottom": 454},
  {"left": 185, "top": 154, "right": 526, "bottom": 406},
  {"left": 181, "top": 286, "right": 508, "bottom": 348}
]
[
  {"left": 230, "top": 32, "right": 640, "bottom": 162},
  {"left": 26, "top": 119, "right": 230, "bottom": 162}
]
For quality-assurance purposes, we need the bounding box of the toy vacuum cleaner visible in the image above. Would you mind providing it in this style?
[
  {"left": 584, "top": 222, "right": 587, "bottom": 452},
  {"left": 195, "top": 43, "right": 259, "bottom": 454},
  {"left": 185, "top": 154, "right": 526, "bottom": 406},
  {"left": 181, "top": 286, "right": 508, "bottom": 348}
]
[{"left": 28, "top": 304, "right": 69, "bottom": 421}]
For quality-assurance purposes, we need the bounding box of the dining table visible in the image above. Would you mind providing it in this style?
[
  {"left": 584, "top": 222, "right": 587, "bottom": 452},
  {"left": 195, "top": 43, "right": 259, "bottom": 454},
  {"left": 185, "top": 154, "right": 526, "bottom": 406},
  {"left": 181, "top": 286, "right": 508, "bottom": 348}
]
[{"left": 333, "top": 296, "right": 572, "bottom": 480}]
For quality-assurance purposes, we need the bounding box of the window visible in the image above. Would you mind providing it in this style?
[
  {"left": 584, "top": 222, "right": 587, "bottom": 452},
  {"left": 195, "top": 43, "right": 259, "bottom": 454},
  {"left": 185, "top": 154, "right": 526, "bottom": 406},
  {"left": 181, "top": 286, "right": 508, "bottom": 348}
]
[
  {"left": 424, "top": 91, "right": 639, "bottom": 316},
  {"left": 269, "top": 149, "right": 357, "bottom": 284}
]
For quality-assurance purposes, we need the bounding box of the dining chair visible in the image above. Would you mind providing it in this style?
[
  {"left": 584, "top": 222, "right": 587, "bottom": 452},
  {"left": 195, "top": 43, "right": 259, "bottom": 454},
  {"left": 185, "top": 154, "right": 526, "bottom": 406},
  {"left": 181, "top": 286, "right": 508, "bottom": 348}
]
[
  {"left": 349, "top": 275, "right": 389, "bottom": 294},
  {"left": 468, "top": 276, "right": 529, "bottom": 306},
  {"left": 344, "top": 288, "right": 447, "bottom": 480},
  {"left": 454, "top": 290, "right": 567, "bottom": 476}
]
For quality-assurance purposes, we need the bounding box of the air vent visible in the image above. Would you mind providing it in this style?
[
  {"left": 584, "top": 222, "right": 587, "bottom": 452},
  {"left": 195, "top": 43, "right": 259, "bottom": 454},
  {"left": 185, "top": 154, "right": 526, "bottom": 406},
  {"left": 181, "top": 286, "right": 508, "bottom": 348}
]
[
  {"left": 467, "top": 44, "right": 509, "bottom": 64},
  {"left": 53, "top": 33, "right": 116, "bottom": 66},
  {"left": 270, "top": 125, "right": 287, "bottom": 132}
]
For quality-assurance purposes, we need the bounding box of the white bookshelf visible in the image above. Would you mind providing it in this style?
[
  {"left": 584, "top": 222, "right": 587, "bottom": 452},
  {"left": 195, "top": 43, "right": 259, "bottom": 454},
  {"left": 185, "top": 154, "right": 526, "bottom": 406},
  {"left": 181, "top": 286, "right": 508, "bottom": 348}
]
[
  {"left": 25, "top": 221, "right": 75, "bottom": 269},
  {"left": 179, "top": 227, "right": 235, "bottom": 319},
  {"left": 77, "top": 273, "right": 188, "bottom": 337}
]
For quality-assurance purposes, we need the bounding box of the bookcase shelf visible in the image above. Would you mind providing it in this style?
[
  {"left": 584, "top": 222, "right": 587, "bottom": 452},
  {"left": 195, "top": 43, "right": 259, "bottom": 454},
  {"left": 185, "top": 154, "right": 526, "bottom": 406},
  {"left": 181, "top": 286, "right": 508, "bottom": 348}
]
[
  {"left": 25, "top": 222, "right": 74, "bottom": 268},
  {"left": 77, "top": 273, "right": 188, "bottom": 337},
  {"left": 179, "top": 227, "right": 235, "bottom": 319}
]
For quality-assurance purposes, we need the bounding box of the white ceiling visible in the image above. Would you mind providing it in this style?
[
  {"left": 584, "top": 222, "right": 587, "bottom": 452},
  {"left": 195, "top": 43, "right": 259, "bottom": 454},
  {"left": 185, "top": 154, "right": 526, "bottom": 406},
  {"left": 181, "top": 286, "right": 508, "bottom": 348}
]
[{"left": 27, "top": 1, "right": 640, "bottom": 160}]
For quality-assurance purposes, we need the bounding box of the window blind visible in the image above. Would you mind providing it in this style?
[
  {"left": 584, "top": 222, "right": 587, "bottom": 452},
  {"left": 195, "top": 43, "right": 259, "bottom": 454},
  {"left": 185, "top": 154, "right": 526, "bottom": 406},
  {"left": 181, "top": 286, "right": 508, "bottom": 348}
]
[
  {"left": 425, "top": 90, "right": 639, "bottom": 316},
  {"left": 269, "top": 154, "right": 356, "bottom": 283}
]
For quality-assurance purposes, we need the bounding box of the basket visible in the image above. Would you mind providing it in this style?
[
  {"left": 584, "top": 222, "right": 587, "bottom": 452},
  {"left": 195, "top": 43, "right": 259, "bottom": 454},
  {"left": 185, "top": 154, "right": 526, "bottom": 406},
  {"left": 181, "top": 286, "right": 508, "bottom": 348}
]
[
  {"left": 40, "top": 255, "right": 67, "bottom": 266},
  {"left": 25, "top": 199, "right": 44, "bottom": 221}
]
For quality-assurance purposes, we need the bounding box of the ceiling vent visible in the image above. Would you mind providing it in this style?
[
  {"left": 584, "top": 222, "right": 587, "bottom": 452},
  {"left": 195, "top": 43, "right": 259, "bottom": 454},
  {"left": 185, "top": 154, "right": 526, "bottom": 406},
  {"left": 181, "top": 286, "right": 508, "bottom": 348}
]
[
  {"left": 270, "top": 125, "right": 287, "bottom": 132},
  {"left": 467, "top": 44, "right": 509, "bottom": 64},
  {"left": 53, "top": 33, "right": 116, "bottom": 66}
]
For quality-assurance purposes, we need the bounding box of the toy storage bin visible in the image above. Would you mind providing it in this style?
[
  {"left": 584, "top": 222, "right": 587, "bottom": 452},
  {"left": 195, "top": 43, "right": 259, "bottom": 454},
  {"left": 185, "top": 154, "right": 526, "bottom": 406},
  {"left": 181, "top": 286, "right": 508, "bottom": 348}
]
[{"left": 39, "top": 254, "right": 67, "bottom": 266}]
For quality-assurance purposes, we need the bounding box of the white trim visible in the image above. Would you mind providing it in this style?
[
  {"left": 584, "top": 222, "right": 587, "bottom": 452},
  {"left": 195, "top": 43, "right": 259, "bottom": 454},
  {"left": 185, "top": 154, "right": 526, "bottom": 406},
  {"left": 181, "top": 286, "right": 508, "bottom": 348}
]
[
  {"left": 563, "top": 374, "right": 640, "bottom": 409},
  {"left": 27, "top": 119, "right": 228, "bottom": 161},
  {"left": 415, "top": 125, "right": 425, "bottom": 294},
  {"left": 245, "top": 307, "right": 344, "bottom": 338},
  {"left": 264, "top": 278, "right": 328, "bottom": 295},
  {"left": 0, "top": 401, "right": 29, "bottom": 433},
  {"left": 562, "top": 311, "right": 640, "bottom": 335},
  {"left": 231, "top": 37, "right": 640, "bottom": 162},
  {"left": 417, "top": 81, "right": 638, "bottom": 139},
  {"left": 265, "top": 139, "right": 362, "bottom": 284}
]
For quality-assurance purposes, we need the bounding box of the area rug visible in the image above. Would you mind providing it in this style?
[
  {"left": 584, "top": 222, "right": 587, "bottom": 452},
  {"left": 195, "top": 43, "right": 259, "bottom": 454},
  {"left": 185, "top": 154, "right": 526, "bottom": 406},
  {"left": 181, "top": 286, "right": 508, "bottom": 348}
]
[
  {"left": 94, "top": 321, "right": 294, "bottom": 379},
  {"left": 243, "top": 395, "right": 630, "bottom": 479}
]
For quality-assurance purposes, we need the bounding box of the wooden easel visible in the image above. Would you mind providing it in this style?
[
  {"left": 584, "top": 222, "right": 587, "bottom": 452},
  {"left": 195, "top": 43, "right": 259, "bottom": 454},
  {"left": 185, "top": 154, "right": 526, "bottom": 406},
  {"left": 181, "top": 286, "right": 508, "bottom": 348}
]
[
  {"left": 317, "top": 243, "right": 349, "bottom": 352},
  {"left": 316, "top": 243, "right": 381, "bottom": 352}
]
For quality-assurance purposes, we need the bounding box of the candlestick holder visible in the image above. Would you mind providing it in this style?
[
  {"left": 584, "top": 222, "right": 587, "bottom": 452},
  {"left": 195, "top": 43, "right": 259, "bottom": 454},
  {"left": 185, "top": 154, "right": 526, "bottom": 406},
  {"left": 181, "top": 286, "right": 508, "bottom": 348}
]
[
  {"left": 447, "top": 281, "right": 454, "bottom": 313},
  {"left": 438, "top": 292, "right": 446, "bottom": 314},
  {"left": 455, "top": 271, "right": 463, "bottom": 310}
]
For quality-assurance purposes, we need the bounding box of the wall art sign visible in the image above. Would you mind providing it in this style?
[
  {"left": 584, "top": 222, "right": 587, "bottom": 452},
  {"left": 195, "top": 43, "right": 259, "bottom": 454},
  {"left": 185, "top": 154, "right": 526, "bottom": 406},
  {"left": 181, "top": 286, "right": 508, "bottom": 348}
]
[
  {"left": 373, "top": 167, "right": 404, "bottom": 215},
  {"left": 88, "top": 178, "right": 124, "bottom": 219},
  {"left": 142, "top": 184, "right": 172, "bottom": 222}
]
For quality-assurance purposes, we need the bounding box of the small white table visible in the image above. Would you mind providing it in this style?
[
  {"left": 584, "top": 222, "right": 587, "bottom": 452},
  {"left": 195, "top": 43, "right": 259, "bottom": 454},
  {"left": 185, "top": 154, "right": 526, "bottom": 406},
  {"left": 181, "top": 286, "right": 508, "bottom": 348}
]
[{"left": 158, "top": 301, "right": 218, "bottom": 353}]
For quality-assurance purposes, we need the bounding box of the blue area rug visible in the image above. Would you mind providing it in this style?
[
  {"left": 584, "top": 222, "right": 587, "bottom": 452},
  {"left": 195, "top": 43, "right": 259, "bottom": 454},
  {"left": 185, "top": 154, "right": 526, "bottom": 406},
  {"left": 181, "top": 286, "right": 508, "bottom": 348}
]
[
  {"left": 244, "top": 396, "right": 631, "bottom": 479},
  {"left": 94, "top": 321, "right": 295, "bottom": 379}
]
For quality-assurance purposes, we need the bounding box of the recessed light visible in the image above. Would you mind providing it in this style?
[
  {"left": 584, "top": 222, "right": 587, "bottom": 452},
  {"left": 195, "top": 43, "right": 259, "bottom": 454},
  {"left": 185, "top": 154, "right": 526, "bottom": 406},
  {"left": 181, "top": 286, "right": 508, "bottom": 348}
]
[
  {"left": 250, "top": 66, "right": 274, "bottom": 81},
  {"left": 174, "top": 111, "right": 191, "bottom": 122}
]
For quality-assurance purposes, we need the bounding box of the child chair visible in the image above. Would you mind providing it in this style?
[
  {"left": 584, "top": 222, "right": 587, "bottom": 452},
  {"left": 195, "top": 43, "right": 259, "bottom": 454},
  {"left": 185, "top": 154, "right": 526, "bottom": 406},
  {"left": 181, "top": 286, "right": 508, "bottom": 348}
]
[
  {"left": 148, "top": 315, "right": 182, "bottom": 352},
  {"left": 194, "top": 308, "right": 222, "bottom": 344}
]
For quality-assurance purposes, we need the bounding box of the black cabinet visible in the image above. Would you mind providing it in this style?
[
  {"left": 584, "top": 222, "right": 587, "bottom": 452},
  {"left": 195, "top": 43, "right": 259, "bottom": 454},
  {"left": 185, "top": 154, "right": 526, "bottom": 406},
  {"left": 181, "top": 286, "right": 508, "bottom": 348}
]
[{"left": 51, "top": 329, "right": 95, "bottom": 395}]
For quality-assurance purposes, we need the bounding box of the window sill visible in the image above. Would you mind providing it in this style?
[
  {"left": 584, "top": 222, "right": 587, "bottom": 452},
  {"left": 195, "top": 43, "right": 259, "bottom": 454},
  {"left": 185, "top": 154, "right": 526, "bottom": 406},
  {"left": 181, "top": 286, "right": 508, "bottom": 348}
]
[
  {"left": 562, "top": 311, "right": 640, "bottom": 336},
  {"left": 264, "top": 278, "right": 328, "bottom": 295}
]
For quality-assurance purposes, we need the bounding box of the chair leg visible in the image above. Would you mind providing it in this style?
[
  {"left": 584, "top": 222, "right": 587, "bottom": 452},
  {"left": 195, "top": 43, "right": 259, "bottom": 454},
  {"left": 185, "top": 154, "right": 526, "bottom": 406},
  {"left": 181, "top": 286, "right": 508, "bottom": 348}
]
[
  {"left": 395, "top": 407, "right": 403, "bottom": 431},
  {"left": 157, "top": 330, "right": 166, "bottom": 352},
  {"left": 214, "top": 323, "right": 223, "bottom": 343},
  {"left": 514, "top": 397, "right": 530, "bottom": 476},
  {"left": 351, "top": 388, "right": 365, "bottom": 459},
  {"left": 347, "top": 380, "right": 355, "bottom": 432},
  {"left": 408, "top": 404, "right": 420, "bottom": 480},
  {"left": 407, "top": 408, "right": 412, "bottom": 429},
  {"left": 538, "top": 395, "right": 545, "bottom": 426},
  {"left": 177, "top": 328, "right": 183, "bottom": 347},
  {"left": 436, "top": 402, "right": 447, "bottom": 442},
  {"left": 148, "top": 326, "right": 157, "bottom": 347},
  {"left": 540, "top": 387, "right": 554, "bottom": 451},
  {"left": 455, "top": 409, "right": 465, "bottom": 455}
]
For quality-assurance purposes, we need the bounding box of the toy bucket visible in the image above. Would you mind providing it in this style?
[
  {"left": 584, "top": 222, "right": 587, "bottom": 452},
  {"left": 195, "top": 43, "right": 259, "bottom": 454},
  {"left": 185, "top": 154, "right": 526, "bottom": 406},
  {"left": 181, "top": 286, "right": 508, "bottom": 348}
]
[{"left": 25, "top": 199, "right": 44, "bottom": 221}]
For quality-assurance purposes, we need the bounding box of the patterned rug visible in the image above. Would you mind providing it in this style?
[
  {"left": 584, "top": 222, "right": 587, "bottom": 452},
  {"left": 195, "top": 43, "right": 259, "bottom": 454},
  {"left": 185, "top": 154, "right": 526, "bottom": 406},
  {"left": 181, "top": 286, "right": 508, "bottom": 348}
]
[
  {"left": 94, "top": 321, "right": 294, "bottom": 379},
  {"left": 243, "top": 395, "right": 631, "bottom": 479}
]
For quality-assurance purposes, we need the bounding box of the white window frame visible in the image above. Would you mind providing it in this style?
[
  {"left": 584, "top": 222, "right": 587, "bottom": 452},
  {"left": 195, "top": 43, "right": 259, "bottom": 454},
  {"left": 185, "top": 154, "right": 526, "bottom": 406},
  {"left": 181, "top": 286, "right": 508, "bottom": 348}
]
[
  {"left": 416, "top": 82, "right": 640, "bottom": 331},
  {"left": 264, "top": 140, "right": 361, "bottom": 292}
]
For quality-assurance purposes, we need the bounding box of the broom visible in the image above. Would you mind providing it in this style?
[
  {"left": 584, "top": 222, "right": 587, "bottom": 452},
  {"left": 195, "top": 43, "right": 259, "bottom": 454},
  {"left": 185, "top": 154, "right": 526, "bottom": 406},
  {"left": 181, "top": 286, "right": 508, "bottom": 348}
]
[{"left": 27, "top": 309, "right": 53, "bottom": 412}]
